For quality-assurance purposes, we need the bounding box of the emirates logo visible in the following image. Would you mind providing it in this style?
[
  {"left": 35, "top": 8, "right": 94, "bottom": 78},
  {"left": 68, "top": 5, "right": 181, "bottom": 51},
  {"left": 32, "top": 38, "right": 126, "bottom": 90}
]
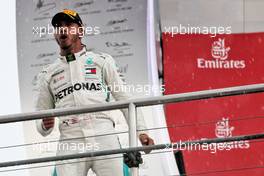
[
  {"left": 211, "top": 38, "right": 230, "bottom": 60},
  {"left": 197, "top": 38, "right": 246, "bottom": 69}
]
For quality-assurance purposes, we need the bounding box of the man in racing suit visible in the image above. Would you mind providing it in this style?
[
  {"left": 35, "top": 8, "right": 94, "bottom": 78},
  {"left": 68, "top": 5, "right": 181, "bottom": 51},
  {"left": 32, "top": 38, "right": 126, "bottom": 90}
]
[{"left": 35, "top": 9, "right": 154, "bottom": 176}]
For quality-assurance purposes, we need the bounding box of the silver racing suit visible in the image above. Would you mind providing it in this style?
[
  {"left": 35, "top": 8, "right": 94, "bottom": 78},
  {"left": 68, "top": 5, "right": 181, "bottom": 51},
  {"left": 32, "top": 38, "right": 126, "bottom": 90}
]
[{"left": 35, "top": 47, "right": 147, "bottom": 176}]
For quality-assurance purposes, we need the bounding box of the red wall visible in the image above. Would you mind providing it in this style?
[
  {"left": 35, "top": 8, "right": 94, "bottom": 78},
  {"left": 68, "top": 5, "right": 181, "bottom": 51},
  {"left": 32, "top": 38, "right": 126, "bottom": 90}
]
[{"left": 163, "top": 33, "right": 264, "bottom": 175}]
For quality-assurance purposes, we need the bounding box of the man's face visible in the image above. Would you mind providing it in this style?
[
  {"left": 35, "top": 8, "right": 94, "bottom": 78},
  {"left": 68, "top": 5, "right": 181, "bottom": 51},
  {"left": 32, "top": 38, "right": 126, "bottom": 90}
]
[{"left": 54, "top": 21, "right": 82, "bottom": 50}]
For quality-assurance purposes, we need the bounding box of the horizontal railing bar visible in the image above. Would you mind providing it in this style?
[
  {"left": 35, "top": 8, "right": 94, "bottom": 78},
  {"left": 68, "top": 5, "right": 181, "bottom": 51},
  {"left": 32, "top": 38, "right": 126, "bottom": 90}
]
[
  {"left": 0, "top": 101, "right": 129, "bottom": 124},
  {"left": 0, "top": 83, "right": 264, "bottom": 124},
  {"left": 134, "top": 83, "right": 264, "bottom": 107},
  {"left": 0, "top": 133, "right": 263, "bottom": 168}
]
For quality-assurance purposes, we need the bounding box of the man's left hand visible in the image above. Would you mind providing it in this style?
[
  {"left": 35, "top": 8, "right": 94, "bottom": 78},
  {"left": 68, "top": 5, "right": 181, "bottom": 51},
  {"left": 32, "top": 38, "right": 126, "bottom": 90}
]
[{"left": 139, "top": 134, "right": 154, "bottom": 154}]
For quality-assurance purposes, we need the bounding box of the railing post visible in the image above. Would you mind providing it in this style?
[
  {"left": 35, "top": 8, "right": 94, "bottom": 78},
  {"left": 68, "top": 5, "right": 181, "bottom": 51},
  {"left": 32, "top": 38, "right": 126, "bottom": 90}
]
[{"left": 128, "top": 103, "right": 138, "bottom": 176}]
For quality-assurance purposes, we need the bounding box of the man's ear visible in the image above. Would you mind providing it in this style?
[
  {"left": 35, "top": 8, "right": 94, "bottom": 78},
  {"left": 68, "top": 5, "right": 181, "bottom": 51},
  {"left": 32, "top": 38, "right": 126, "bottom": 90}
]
[{"left": 78, "top": 26, "right": 84, "bottom": 38}]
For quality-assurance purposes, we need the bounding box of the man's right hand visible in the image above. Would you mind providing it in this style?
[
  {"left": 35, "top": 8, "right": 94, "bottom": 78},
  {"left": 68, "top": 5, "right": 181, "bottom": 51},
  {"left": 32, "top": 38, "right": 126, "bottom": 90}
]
[{"left": 42, "top": 117, "right": 55, "bottom": 130}]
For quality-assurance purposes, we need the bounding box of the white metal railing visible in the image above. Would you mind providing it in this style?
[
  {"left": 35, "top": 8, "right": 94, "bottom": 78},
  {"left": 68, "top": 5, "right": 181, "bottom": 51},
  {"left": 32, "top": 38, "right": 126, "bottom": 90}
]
[{"left": 1, "top": 83, "right": 264, "bottom": 175}]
